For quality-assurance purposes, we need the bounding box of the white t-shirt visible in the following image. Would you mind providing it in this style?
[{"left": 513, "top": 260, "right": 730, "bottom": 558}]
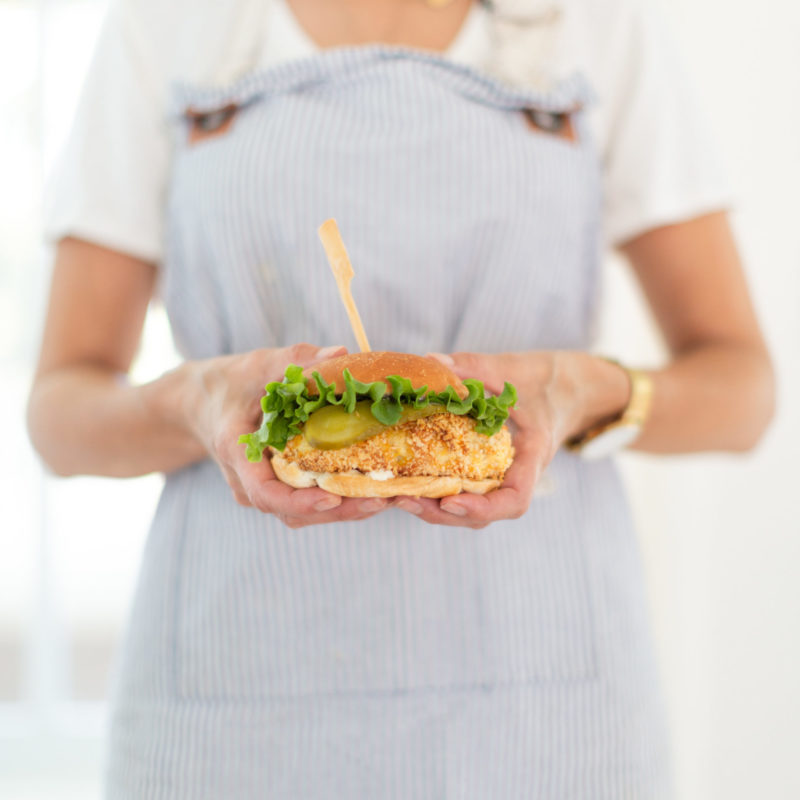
[{"left": 44, "top": 0, "right": 730, "bottom": 263}]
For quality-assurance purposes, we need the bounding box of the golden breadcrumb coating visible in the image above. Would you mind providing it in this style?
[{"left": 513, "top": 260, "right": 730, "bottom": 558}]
[{"left": 280, "top": 413, "right": 514, "bottom": 481}]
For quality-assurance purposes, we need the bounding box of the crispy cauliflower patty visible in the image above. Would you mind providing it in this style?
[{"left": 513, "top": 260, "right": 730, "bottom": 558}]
[{"left": 279, "top": 413, "right": 514, "bottom": 481}]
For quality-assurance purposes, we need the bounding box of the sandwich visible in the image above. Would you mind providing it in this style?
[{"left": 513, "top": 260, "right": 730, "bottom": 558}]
[{"left": 239, "top": 351, "right": 517, "bottom": 498}]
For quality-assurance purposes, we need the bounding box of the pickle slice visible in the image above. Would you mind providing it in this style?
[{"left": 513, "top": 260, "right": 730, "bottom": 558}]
[{"left": 303, "top": 400, "right": 444, "bottom": 450}]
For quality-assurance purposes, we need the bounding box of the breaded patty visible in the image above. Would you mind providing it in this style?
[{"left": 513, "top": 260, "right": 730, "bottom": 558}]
[{"left": 280, "top": 412, "right": 514, "bottom": 481}]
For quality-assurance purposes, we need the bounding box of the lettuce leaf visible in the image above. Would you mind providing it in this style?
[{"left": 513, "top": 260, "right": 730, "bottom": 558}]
[{"left": 239, "top": 364, "right": 517, "bottom": 461}]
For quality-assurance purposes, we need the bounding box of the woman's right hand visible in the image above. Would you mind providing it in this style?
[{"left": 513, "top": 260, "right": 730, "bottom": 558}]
[{"left": 179, "top": 343, "right": 390, "bottom": 528}]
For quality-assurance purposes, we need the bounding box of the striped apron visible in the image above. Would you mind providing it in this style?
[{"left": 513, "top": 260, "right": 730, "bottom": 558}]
[{"left": 106, "top": 48, "right": 671, "bottom": 798}]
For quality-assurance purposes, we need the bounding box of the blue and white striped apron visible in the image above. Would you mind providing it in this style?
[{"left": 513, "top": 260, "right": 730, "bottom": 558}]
[{"left": 106, "top": 48, "right": 671, "bottom": 798}]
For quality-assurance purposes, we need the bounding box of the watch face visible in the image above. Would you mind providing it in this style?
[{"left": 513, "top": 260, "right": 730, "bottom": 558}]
[{"left": 580, "top": 424, "right": 640, "bottom": 460}]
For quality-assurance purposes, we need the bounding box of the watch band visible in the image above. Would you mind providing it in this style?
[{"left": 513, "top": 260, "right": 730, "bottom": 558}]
[{"left": 565, "top": 359, "right": 654, "bottom": 453}]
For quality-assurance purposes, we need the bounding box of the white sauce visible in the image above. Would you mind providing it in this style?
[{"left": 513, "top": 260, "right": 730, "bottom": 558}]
[
  {"left": 366, "top": 470, "right": 395, "bottom": 481},
  {"left": 289, "top": 465, "right": 396, "bottom": 484}
]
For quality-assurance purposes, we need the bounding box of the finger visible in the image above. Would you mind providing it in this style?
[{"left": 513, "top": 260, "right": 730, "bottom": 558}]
[
  {"left": 229, "top": 400, "right": 391, "bottom": 519},
  {"left": 438, "top": 434, "right": 544, "bottom": 523},
  {"left": 278, "top": 497, "right": 391, "bottom": 529},
  {"left": 393, "top": 427, "right": 546, "bottom": 526},
  {"left": 244, "top": 466, "right": 343, "bottom": 515},
  {"left": 282, "top": 342, "right": 348, "bottom": 370},
  {"left": 221, "top": 414, "right": 335, "bottom": 513},
  {"left": 214, "top": 418, "right": 263, "bottom": 506},
  {"left": 426, "top": 351, "right": 506, "bottom": 394},
  {"left": 249, "top": 344, "right": 348, "bottom": 390},
  {"left": 219, "top": 462, "right": 252, "bottom": 507},
  {"left": 236, "top": 447, "right": 392, "bottom": 519},
  {"left": 284, "top": 495, "right": 390, "bottom": 523},
  {"left": 240, "top": 344, "right": 349, "bottom": 405},
  {"left": 392, "top": 496, "right": 489, "bottom": 529}
]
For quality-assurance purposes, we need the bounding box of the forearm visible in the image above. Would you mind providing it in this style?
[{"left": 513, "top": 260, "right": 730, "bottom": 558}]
[
  {"left": 633, "top": 342, "right": 775, "bottom": 453},
  {"left": 561, "top": 343, "right": 775, "bottom": 455},
  {"left": 27, "top": 363, "right": 205, "bottom": 477},
  {"left": 609, "top": 214, "right": 775, "bottom": 453}
]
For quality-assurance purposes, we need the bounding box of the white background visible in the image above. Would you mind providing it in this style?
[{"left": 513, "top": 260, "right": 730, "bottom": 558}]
[
  {"left": 604, "top": 2, "right": 800, "bottom": 797},
  {"left": 0, "top": 0, "right": 798, "bottom": 798}
]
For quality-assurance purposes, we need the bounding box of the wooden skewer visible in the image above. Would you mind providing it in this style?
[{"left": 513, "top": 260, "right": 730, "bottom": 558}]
[{"left": 317, "top": 218, "right": 372, "bottom": 353}]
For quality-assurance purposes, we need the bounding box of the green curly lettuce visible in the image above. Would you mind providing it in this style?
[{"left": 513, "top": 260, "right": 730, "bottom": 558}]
[{"left": 239, "top": 364, "right": 517, "bottom": 461}]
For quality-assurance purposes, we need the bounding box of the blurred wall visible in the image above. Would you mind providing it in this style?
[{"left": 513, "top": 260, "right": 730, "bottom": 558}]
[{"left": 599, "top": 2, "right": 800, "bottom": 798}]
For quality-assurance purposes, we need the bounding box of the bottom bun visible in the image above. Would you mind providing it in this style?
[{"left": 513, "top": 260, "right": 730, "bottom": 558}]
[{"left": 271, "top": 454, "right": 501, "bottom": 498}]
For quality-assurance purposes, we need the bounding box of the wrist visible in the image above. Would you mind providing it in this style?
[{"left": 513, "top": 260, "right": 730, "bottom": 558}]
[
  {"left": 140, "top": 361, "right": 208, "bottom": 456},
  {"left": 559, "top": 353, "right": 632, "bottom": 442}
]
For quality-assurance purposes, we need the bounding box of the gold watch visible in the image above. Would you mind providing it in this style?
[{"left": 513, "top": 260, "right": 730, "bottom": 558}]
[{"left": 565, "top": 359, "right": 654, "bottom": 460}]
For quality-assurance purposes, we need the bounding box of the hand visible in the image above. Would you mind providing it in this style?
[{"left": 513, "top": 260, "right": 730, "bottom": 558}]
[
  {"left": 180, "top": 343, "right": 390, "bottom": 528},
  {"left": 392, "top": 351, "right": 629, "bottom": 529}
]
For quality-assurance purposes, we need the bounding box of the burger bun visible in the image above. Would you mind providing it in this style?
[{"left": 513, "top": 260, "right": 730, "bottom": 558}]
[
  {"left": 271, "top": 454, "right": 500, "bottom": 498},
  {"left": 303, "top": 351, "right": 469, "bottom": 399}
]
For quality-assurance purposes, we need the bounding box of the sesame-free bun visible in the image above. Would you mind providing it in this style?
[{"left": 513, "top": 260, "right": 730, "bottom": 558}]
[
  {"left": 271, "top": 453, "right": 501, "bottom": 498},
  {"left": 303, "top": 351, "right": 468, "bottom": 399}
]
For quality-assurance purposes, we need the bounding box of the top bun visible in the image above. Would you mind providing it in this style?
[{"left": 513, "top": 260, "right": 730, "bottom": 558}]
[{"left": 304, "top": 351, "right": 468, "bottom": 399}]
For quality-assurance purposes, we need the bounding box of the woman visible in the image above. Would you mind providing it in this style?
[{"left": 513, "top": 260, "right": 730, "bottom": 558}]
[{"left": 28, "top": 0, "right": 774, "bottom": 797}]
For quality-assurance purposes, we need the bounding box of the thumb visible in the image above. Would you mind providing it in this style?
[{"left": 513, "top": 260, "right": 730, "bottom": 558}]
[
  {"left": 427, "top": 351, "right": 503, "bottom": 392},
  {"left": 283, "top": 343, "right": 348, "bottom": 369},
  {"left": 310, "top": 344, "right": 348, "bottom": 363}
]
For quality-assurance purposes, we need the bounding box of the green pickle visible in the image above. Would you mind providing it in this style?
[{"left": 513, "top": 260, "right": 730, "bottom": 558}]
[{"left": 303, "top": 400, "right": 444, "bottom": 450}]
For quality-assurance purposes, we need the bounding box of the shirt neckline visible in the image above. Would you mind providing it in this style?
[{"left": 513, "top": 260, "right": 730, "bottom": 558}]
[{"left": 262, "top": 0, "right": 489, "bottom": 68}]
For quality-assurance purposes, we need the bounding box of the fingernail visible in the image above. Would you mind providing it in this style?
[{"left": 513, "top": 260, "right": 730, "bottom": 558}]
[
  {"left": 396, "top": 499, "right": 422, "bottom": 515},
  {"left": 441, "top": 502, "right": 467, "bottom": 516},
  {"left": 318, "top": 345, "right": 346, "bottom": 359},
  {"left": 359, "top": 498, "right": 387, "bottom": 513},
  {"left": 314, "top": 496, "right": 341, "bottom": 512},
  {"left": 427, "top": 352, "right": 454, "bottom": 366}
]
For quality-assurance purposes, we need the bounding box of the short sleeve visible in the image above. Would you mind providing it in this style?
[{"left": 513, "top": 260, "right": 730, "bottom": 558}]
[
  {"left": 587, "top": 0, "right": 733, "bottom": 245},
  {"left": 43, "top": 0, "right": 170, "bottom": 263}
]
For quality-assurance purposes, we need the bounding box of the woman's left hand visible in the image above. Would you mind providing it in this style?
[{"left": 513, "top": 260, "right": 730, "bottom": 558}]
[{"left": 392, "top": 351, "right": 630, "bottom": 529}]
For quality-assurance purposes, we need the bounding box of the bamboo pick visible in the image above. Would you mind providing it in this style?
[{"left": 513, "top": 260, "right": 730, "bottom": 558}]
[{"left": 317, "top": 218, "right": 371, "bottom": 353}]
